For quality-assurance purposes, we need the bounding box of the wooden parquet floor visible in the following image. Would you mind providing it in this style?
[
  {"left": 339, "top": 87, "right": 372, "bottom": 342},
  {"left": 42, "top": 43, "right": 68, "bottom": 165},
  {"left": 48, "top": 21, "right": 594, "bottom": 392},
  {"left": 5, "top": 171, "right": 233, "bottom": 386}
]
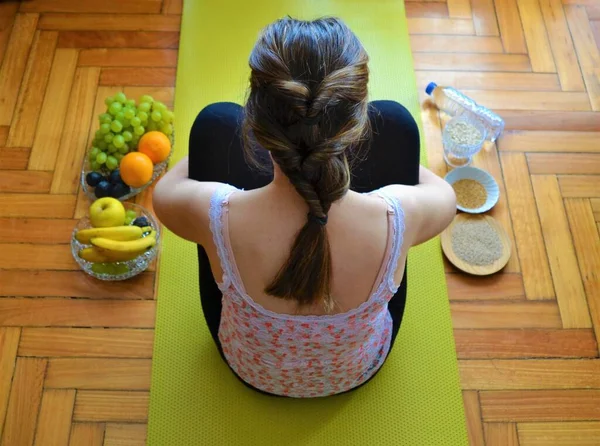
[{"left": 0, "top": 0, "right": 599, "bottom": 444}]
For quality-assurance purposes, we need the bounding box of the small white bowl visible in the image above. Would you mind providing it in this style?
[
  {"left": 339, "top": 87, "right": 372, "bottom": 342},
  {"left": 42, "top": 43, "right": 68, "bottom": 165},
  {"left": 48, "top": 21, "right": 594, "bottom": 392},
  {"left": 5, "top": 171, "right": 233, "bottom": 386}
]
[{"left": 445, "top": 166, "right": 499, "bottom": 214}]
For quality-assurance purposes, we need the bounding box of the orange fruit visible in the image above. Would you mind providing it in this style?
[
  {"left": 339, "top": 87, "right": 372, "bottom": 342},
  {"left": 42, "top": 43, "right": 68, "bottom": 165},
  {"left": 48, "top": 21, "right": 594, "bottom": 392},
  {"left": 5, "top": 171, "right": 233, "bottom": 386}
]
[
  {"left": 138, "top": 131, "right": 171, "bottom": 164},
  {"left": 119, "top": 152, "right": 154, "bottom": 188}
]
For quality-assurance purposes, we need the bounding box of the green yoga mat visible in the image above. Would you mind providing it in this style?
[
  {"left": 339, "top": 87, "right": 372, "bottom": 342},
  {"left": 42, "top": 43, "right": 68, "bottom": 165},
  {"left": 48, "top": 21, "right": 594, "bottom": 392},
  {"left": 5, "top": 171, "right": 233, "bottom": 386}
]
[{"left": 148, "top": 1, "right": 467, "bottom": 444}]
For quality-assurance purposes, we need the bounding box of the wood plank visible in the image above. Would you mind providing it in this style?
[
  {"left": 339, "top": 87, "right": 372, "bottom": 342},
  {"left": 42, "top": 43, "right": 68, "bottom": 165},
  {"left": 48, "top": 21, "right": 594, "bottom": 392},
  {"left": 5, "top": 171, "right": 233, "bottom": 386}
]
[
  {"left": 447, "top": 273, "right": 524, "bottom": 300},
  {"left": 9, "top": 29, "right": 53, "bottom": 138},
  {"left": 559, "top": 176, "right": 600, "bottom": 197},
  {"left": 0, "top": 193, "right": 75, "bottom": 218},
  {"left": 539, "top": 0, "right": 586, "bottom": 91},
  {"left": 0, "top": 271, "right": 154, "bottom": 300},
  {"left": 588, "top": 5, "right": 600, "bottom": 19},
  {"left": 500, "top": 130, "right": 600, "bottom": 152},
  {"left": 57, "top": 31, "right": 179, "bottom": 49},
  {"left": 0, "top": 298, "right": 156, "bottom": 328},
  {"left": 0, "top": 3, "right": 19, "bottom": 62},
  {"left": 162, "top": 0, "right": 183, "bottom": 15},
  {"left": 500, "top": 153, "right": 554, "bottom": 299},
  {"left": 471, "top": 144, "right": 520, "bottom": 272},
  {"left": 0, "top": 358, "right": 46, "bottom": 446},
  {"left": 0, "top": 171, "right": 52, "bottom": 193},
  {"left": 79, "top": 48, "right": 177, "bottom": 67},
  {"left": 494, "top": 0, "right": 528, "bottom": 52},
  {"left": 34, "top": 389, "right": 75, "bottom": 446},
  {"left": 516, "top": 0, "right": 556, "bottom": 72},
  {"left": 565, "top": 199, "right": 600, "bottom": 353},
  {"left": 0, "top": 147, "right": 30, "bottom": 169},
  {"left": 463, "top": 391, "right": 485, "bottom": 446},
  {"left": 532, "top": 175, "right": 592, "bottom": 328},
  {"left": 73, "top": 391, "right": 149, "bottom": 422},
  {"left": 459, "top": 359, "right": 600, "bottom": 390},
  {"left": 411, "top": 35, "right": 503, "bottom": 53},
  {"left": 104, "top": 424, "right": 147, "bottom": 446},
  {"left": 0, "top": 218, "right": 74, "bottom": 244},
  {"left": 408, "top": 17, "right": 475, "bottom": 34},
  {"left": 405, "top": 2, "right": 449, "bottom": 18},
  {"left": 6, "top": 31, "right": 57, "bottom": 148},
  {"left": 19, "top": 328, "right": 154, "bottom": 358},
  {"left": 491, "top": 423, "right": 522, "bottom": 446},
  {"left": 0, "top": 126, "right": 8, "bottom": 146},
  {"left": 28, "top": 48, "right": 78, "bottom": 171},
  {"left": 100, "top": 67, "right": 176, "bottom": 87},
  {"left": 0, "top": 13, "right": 38, "bottom": 126},
  {"left": 122, "top": 87, "right": 174, "bottom": 108},
  {"left": 0, "top": 244, "right": 78, "bottom": 270},
  {"left": 69, "top": 423, "right": 105, "bottom": 446},
  {"left": 448, "top": 0, "right": 472, "bottom": 18},
  {"left": 416, "top": 71, "right": 561, "bottom": 91},
  {"left": 39, "top": 13, "right": 181, "bottom": 31},
  {"left": 480, "top": 389, "right": 600, "bottom": 421},
  {"left": 50, "top": 67, "right": 100, "bottom": 194},
  {"left": 462, "top": 90, "right": 591, "bottom": 110},
  {"left": 501, "top": 110, "right": 600, "bottom": 131},
  {"left": 566, "top": 6, "right": 600, "bottom": 110},
  {"left": 421, "top": 105, "right": 446, "bottom": 179},
  {"left": 472, "top": 0, "right": 500, "bottom": 36},
  {"left": 528, "top": 153, "right": 600, "bottom": 174},
  {"left": 0, "top": 327, "right": 20, "bottom": 440},
  {"left": 45, "top": 358, "right": 151, "bottom": 390},
  {"left": 592, "top": 199, "right": 600, "bottom": 222},
  {"left": 454, "top": 329, "right": 598, "bottom": 359},
  {"left": 485, "top": 423, "right": 519, "bottom": 446},
  {"left": 518, "top": 421, "right": 600, "bottom": 446},
  {"left": 450, "top": 301, "right": 562, "bottom": 328},
  {"left": 414, "top": 53, "right": 531, "bottom": 72},
  {"left": 21, "top": 0, "right": 162, "bottom": 14}
]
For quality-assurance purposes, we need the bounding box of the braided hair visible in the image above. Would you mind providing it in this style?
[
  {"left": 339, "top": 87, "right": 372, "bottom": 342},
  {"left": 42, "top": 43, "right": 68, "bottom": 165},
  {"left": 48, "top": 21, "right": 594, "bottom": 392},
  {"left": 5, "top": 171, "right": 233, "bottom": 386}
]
[{"left": 243, "top": 17, "right": 370, "bottom": 310}]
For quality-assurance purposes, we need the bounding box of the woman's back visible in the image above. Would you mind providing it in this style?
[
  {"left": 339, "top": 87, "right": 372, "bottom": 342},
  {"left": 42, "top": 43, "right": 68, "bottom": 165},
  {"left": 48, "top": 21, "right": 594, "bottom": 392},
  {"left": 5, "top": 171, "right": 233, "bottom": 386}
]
[{"left": 222, "top": 186, "right": 405, "bottom": 316}]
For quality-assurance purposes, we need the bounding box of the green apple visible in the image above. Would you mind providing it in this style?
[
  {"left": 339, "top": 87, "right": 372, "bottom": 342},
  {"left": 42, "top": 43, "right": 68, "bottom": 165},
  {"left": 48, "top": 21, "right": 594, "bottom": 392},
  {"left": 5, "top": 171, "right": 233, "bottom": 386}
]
[{"left": 89, "top": 197, "right": 126, "bottom": 228}]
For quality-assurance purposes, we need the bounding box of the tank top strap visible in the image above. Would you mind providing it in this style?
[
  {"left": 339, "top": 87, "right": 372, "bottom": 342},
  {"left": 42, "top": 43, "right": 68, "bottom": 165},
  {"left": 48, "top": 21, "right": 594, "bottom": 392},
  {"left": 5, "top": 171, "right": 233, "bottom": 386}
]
[
  {"left": 369, "top": 189, "right": 406, "bottom": 293},
  {"left": 208, "top": 184, "right": 239, "bottom": 289}
]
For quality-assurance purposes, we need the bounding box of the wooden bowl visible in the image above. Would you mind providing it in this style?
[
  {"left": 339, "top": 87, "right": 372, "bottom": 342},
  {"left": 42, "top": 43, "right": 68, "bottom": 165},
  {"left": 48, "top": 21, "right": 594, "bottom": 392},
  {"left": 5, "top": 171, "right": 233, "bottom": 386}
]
[{"left": 441, "top": 213, "right": 511, "bottom": 275}]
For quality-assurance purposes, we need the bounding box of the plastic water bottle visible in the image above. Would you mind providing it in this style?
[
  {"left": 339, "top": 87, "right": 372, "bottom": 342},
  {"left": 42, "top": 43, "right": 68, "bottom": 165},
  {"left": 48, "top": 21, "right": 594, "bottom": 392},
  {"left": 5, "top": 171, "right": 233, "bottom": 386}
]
[{"left": 425, "top": 82, "right": 504, "bottom": 142}]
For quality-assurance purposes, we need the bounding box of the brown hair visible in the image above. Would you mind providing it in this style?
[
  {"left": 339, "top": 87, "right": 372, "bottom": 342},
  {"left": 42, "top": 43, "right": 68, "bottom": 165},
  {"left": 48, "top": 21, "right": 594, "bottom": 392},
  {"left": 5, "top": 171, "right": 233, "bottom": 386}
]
[{"left": 243, "top": 17, "right": 370, "bottom": 310}]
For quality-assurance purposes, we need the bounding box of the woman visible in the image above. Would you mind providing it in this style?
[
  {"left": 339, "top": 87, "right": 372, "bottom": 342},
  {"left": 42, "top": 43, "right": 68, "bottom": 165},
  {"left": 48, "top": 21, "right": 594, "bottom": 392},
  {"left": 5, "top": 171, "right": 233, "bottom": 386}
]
[{"left": 154, "top": 17, "right": 456, "bottom": 398}]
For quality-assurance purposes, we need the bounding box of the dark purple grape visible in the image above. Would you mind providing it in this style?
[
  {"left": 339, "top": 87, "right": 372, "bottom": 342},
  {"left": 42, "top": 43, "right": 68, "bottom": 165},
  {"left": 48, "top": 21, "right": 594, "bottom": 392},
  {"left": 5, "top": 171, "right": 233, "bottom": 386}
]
[
  {"left": 94, "top": 181, "right": 113, "bottom": 198},
  {"left": 111, "top": 182, "right": 131, "bottom": 199},
  {"left": 86, "top": 171, "right": 104, "bottom": 187},
  {"left": 132, "top": 217, "right": 150, "bottom": 228}
]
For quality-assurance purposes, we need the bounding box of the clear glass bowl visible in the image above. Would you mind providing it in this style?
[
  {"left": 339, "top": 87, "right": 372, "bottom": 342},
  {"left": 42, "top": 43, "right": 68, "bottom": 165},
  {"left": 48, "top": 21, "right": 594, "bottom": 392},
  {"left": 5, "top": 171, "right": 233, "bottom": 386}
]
[
  {"left": 442, "top": 115, "right": 487, "bottom": 168},
  {"left": 71, "top": 202, "right": 160, "bottom": 281},
  {"left": 80, "top": 133, "right": 173, "bottom": 201}
]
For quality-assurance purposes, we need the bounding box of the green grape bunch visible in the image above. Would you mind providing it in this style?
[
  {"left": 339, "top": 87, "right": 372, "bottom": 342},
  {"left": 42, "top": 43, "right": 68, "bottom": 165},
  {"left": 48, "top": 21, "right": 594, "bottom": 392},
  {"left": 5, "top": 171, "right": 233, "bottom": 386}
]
[{"left": 88, "top": 92, "right": 174, "bottom": 174}]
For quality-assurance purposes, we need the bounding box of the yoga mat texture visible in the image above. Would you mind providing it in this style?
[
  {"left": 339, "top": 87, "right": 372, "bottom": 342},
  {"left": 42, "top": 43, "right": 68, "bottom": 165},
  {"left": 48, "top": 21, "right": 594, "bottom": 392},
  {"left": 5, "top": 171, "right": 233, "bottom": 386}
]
[{"left": 148, "top": 1, "right": 467, "bottom": 444}]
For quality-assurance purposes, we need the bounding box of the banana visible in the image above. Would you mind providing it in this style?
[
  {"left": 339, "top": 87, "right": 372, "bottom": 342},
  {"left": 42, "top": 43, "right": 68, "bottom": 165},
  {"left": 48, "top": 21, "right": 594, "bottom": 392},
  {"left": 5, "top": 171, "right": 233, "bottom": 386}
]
[
  {"left": 91, "top": 230, "right": 156, "bottom": 253},
  {"left": 76, "top": 225, "right": 143, "bottom": 244},
  {"left": 79, "top": 247, "right": 112, "bottom": 263},
  {"left": 95, "top": 247, "right": 150, "bottom": 262}
]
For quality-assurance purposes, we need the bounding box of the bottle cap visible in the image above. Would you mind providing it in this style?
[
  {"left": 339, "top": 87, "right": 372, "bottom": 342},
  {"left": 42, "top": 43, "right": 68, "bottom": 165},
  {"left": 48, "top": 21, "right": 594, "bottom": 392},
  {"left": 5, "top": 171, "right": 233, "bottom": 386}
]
[{"left": 425, "top": 82, "right": 437, "bottom": 95}]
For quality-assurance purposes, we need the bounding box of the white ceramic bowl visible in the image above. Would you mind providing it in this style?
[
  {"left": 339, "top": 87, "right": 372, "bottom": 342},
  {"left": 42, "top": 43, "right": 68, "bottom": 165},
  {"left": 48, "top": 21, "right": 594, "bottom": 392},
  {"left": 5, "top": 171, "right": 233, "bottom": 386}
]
[{"left": 445, "top": 166, "right": 499, "bottom": 214}]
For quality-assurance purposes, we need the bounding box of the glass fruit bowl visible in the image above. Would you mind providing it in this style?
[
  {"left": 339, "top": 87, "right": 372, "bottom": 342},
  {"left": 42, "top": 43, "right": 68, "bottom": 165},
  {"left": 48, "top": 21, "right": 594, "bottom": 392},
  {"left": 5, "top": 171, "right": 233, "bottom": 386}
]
[
  {"left": 80, "top": 133, "right": 173, "bottom": 201},
  {"left": 71, "top": 202, "right": 160, "bottom": 281}
]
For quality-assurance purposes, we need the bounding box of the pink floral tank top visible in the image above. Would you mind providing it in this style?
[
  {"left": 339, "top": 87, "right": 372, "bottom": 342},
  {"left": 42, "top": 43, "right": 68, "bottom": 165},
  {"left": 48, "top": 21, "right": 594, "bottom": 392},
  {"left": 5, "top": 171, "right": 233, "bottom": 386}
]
[{"left": 209, "top": 185, "right": 405, "bottom": 398}]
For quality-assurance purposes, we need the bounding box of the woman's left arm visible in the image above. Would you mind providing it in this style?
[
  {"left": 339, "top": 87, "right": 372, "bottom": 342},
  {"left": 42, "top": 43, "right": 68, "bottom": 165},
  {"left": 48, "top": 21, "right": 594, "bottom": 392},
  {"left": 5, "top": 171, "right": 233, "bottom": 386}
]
[{"left": 152, "top": 156, "right": 221, "bottom": 245}]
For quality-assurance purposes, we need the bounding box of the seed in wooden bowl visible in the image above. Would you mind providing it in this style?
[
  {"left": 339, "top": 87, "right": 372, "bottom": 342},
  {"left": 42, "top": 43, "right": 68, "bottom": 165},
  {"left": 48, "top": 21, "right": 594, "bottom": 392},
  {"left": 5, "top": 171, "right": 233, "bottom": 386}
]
[
  {"left": 451, "top": 219, "right": 502, "bottom": 266},
  {"left": 452, "top": 179, "right": 487, "bottom": 209},
  {"left": 447, "top": 120, "right": 483, "bottom": 146}
]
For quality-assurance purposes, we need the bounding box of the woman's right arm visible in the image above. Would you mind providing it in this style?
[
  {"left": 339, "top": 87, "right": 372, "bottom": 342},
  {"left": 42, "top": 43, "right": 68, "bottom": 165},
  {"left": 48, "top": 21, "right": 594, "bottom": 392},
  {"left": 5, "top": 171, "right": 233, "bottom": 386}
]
[{"left": 385, "top": 166, "right": 457, "bottom": 247}]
